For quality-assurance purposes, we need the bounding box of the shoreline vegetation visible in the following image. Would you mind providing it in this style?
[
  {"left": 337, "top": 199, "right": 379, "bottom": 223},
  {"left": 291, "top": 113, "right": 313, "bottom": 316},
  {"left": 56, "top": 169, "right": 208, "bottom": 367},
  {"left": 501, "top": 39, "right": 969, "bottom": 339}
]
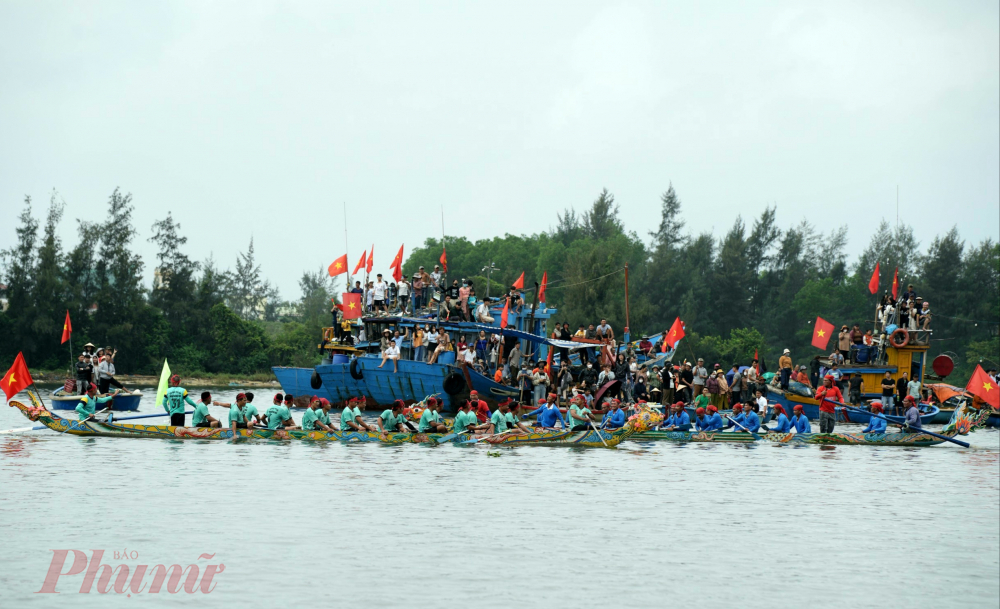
[
  {"left": 27, "top": 369, "right": 279, "bottom": 388},
  {"left": 1, "top": 187, "right": 997, "bottom": 382}
]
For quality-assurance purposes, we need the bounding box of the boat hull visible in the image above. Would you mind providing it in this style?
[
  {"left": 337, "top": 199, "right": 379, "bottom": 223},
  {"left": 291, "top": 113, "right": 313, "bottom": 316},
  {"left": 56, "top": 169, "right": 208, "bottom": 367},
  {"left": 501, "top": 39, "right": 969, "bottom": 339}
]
[
  {"left": 271, "top": 367, "right": 337, "bottom": 403},
  {"left": 50, "top": 389, "right": 142, "bottom": 412},
  {"left": 633, "top": 430, "right": 757, "bottom": 443},
  {"left": 764, "top": 431, "right": 949, "bottom": 447}
]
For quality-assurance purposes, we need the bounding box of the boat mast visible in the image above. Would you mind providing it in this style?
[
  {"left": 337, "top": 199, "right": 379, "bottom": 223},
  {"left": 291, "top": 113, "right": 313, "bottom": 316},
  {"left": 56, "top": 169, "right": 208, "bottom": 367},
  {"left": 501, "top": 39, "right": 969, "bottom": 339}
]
[{"left": 624, "top": 262, "right": 631, "bottom": 340}]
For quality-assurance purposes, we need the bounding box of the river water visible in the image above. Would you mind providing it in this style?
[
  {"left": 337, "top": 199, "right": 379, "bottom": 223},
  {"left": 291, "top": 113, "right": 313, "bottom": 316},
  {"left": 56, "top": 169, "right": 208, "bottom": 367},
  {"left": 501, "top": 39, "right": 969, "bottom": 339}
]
[{"left": 1, "top": 387, "right": 998, "bottom": 608}]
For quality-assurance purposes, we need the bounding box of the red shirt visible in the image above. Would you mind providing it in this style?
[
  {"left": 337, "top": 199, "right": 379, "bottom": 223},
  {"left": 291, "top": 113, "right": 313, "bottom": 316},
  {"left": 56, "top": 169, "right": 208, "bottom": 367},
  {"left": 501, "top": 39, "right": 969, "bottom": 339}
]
[
  {"left": 474, "top": 400, "right": 490, "bottom": 423},
  {"left": 815, "top": 385, "right": 843, "bottom": 413}
]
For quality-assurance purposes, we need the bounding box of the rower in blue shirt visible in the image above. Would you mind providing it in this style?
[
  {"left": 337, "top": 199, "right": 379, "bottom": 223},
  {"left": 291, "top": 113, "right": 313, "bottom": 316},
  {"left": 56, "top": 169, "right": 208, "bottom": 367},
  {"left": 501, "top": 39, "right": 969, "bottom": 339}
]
[
  {"left": 704, "top": 405, "right": 724, "bottom": 431},
  {"left": 861, "top": 401, "right": 888, "bottom": 434},
  {"left": 725, "top": 403, "right": 747, "bottom": 432},
  {"left": 527, "top": 395, "right": 567, "bottom": 429},
  {"left": 661, "top": 402, "right": 691, "bottom": 431},
  {"left": 601, "top": 401, "right": 626, "bottom": 429},
  {"left": 741, "top": 406, "right": 761, "bottom": 432},
  {"left": 768, "top": 404, "right": 791, "bottom": 433},
  {"left": 790, "top": 404, "right": 811, "bottom": 432},
  {"left": 693, "top": 407, "right": 710, "bottom": 431}
]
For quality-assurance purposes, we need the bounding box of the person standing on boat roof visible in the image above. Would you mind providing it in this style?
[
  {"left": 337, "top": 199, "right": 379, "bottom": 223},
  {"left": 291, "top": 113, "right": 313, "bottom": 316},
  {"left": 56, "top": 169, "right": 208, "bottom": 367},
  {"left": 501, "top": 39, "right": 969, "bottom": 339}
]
[
  {"left": 75, "top": 385, "right": 119, "bottom": 420},
  {"left": 372, "top": 274, "right": 387, "bottom": 314},
  {"left": 880, "top": 372, "right": 896, "bottom": 415},
  {"left": 778, "top": 349, "right": 793, "bottom": 390},
  {"left": 431, "top": 264, "right": 443, "bottom": 289},
  {"left": 814, "top": 374, "right": 843, "bottom": 434},
  {"left": 397, "top": 276, "right": 411, "bottom": 314},
  {"left": 790, "top": 404, "right": 811, "bottom": 433},
  {"left": 163, "top": 375, "right": 198, "bottom": 426},
  {"left": 74, "top": 354, "right": 92, "bottom": 395},
  {"left": 191, "top": 391, "right": 222, "bottom": 428},
  {"left": 861, "top": 401, "right": 887, "bottom": 434}
]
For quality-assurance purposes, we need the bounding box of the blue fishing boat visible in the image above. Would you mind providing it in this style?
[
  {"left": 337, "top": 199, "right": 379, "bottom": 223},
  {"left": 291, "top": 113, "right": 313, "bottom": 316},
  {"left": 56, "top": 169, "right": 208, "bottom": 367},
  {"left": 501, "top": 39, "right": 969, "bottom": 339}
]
[{"left": 50, "top": 388, "right": 143, "bottom": 411}]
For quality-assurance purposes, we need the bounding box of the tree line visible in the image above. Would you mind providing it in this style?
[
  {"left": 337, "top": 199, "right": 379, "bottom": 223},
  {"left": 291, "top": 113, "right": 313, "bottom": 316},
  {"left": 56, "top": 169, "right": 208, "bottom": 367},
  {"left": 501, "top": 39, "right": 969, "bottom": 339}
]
[{"left": 2, "top": 186, "right": 997, "bottom": 381}]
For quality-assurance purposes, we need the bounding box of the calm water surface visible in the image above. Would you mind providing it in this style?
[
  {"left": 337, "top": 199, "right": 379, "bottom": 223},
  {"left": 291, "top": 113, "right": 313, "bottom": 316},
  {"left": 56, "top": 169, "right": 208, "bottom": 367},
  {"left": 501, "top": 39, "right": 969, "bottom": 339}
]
[{"left": 1, "top": 387, "right": 998, "bottom": 608}]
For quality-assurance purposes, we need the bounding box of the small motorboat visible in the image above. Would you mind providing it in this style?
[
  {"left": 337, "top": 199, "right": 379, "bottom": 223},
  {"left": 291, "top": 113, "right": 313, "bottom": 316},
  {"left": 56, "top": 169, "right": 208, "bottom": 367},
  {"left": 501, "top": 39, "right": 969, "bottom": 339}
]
[{"left": 50, "top": 387, "right": 143, "bottom": 411}]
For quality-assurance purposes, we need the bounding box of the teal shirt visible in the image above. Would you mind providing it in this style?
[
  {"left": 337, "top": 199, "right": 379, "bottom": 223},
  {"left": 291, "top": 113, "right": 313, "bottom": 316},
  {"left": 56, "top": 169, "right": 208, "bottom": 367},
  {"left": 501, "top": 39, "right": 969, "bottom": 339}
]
[
  {"left": 192, "top": 403, "right": 211, "bottom": 426},
  {"left": 75, "top": 395, "right": 112, "bottom": 420},
  {"left": 453, "top": 411, "right": 474, "bottom": 432},
  {"left": 506, "top": 412, "right": 520, "bottom": 427},
  {"left": 379, "top": 409, "right": 404, "bottom": 431},
  {"left": 317, "top": 409, "right": 332, "bottom": 426},
  {"left": 244, "top": 404, "right": 259, "bottom": 423},
  {"left": 163, "top": 387, "right": 197, "bottom": 415},
  {"left": 490, "top": 410, "right": 509, "bottom": 432},
  {"left": 266, "top": 404, "right": 292, "bottom": 429},
  {"left": 418, "top": 409, "right": 441, "bottom": 432},
  {"left": 569, "top": 405, "right": 591, "bottom": 427},
  {"left": 340, "top": 407, "right": 361, "bottom": 430},
  {"left": 228, "top": 404, "right": 246, "bottom": 427},
  {"left": 301, "top": 408, "right": 320, "bottom": 431}
]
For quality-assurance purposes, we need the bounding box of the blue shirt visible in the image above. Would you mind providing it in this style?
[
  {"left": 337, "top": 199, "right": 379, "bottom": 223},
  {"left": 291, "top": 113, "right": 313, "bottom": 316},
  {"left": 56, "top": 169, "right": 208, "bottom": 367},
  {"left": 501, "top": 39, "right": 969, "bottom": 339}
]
[
  {"left": 790, "top": 414, "right": 811, "bottom": 433},
  {"left": 704, "top": 413, "right": 723, "bottom": 431},
  {"left": 770, "top": 413, "right": 791, "bottom": 433},
  {"left": 903, "top": 406, "right": 921, "bottom": 430},
  {"left": 663, "top": 411, "right": 691, "bottom": 431},
  {"left": 695, "top": 416, "right": 711, "bottom": 432},
  {"left": 725, "top": 412, "right": 746, "bottom": 431},
  {"left": 602, "top": 409, "right": 625, "bottom": 429},
  {"left": 742, "top": 411, "right": 761, "bottom": 432},
  {"left": 862, "top": 416, "right": 887, "bottom": 434},
  {"left": 537, "top": 405, "right": 567, "bottom": 429}
]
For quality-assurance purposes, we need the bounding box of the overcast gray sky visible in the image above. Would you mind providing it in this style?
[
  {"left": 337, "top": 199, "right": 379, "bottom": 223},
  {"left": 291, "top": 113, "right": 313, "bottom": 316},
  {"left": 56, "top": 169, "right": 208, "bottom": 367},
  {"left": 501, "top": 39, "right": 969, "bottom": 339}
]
[{"left": 2, "top": 1, "right": 998, "bottom": 298}]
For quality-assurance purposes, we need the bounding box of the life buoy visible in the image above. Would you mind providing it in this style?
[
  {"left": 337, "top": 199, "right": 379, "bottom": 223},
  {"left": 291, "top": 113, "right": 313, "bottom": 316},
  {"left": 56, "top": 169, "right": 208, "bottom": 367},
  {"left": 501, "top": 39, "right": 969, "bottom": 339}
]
[
  {"left": 889, "top": 328, "right": 909, "bottom": 348},
  {"left": 349, "top": 358, "right": 364, "bottom": 380},
  {"left": 310, "top": 371, "right": 322, "bottom": 389},
  {"left": 443, "top": 372, "right": 466, "bottom": 395}
]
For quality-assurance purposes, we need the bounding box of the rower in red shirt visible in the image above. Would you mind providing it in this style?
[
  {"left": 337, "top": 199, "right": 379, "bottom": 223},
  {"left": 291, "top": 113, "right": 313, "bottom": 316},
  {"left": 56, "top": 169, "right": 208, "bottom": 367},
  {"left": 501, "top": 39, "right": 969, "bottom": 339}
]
[
  {"left": 469, "top": 390, "right": 491, "bottom": 423},
  {"left": 814, "top": 374, "right": 843, "bottom": 434}
]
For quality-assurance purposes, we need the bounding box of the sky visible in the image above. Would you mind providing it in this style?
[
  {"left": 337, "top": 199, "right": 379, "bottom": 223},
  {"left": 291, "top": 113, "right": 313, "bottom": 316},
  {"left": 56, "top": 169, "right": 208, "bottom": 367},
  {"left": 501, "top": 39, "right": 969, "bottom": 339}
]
[{"left": 1, "top": 0, "right": 998, "bottom": 298}]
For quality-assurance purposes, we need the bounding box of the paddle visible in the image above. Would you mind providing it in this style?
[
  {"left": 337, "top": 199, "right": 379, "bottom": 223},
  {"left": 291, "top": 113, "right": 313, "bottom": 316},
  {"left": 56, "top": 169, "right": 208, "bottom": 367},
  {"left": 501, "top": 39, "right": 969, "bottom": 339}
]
[
  {"left": 588, "top": 419, "right": 610, "bottom": 448},
  {"left": 838, "top": 403, "right": 970, "bottom": 448},
  {"left": 0, "top": 410, "right": 195, "bottom": 434},
  {"left": 723, "top": 415, "right": 759, "bottom": 440},
  {"left": 435, "top": 432, "right": 461, "bottom": 443},
  {"left": 458, "top": 428, "right": 514, "bottom": 445}
]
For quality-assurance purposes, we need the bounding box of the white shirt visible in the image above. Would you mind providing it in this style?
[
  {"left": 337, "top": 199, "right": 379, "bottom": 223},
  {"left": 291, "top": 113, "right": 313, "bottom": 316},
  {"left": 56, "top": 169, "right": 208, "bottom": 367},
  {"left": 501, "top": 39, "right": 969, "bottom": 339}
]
[
  {"left": 385, "top": 344, "right": 399, "bottom": 358},
  {"left": 398, "top": 282, "right": 410, "bottom": 297},
  {"left": 475, "top": 302, "right": 489, "bottom": 320},
  {"left": 756, "top": 396, "right": 767, "bottom": 414},
  {"left": 463, "top": 349, "right": 475, "bottom": 364},
  {"left": 97, "top": 360, "right": 115, "bottom": 379},
  {"left": 373, "top": 281, "right": 386, "bottom": 299},
  {"left": 431, "top": 271, "right": 442, "bottom": 286},
  {"left": 427, "top": 330, "right": 439, "bottom": 344}
]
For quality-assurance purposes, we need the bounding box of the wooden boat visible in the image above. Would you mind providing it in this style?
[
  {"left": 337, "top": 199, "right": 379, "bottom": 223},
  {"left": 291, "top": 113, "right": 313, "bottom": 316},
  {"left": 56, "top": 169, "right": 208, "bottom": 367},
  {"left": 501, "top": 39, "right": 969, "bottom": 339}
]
[
  {"left": 632, "top": 430, "right": 757, "bottom": 443},
  {"left": 50, "top": 387, "right": 143, "bottom": 411},
  {"left": 839, "top": 403, "right": 940, "bottom": 426},
  {"left": 763, "top": 430, "right": 953, "bottom": 447},
  {"left": 8, "top": 397, "right": 639, "bottom": 448}
]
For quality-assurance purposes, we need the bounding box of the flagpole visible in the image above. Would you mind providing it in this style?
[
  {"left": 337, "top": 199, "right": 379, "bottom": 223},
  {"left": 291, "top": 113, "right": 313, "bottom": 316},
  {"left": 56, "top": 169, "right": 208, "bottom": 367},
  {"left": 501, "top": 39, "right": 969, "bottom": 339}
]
[{"left": 343, "top": 202, "right": 350, "bottom": 293}]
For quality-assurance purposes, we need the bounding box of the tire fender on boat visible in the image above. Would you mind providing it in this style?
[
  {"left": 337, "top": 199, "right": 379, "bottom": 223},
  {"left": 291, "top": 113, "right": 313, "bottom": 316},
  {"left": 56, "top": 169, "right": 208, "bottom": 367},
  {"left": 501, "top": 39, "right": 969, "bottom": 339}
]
[
  {"left": 442, "top": 372, "right": 466, "bottom": 395},
  {"left": 349, "top": 358, "right": 364, "bottom": 381},
  {"left": 310, "top": 371, "right": 323, "bottom": 389},
  {"left": 889, "top": 328, "right": 909, "bottom": 348}
]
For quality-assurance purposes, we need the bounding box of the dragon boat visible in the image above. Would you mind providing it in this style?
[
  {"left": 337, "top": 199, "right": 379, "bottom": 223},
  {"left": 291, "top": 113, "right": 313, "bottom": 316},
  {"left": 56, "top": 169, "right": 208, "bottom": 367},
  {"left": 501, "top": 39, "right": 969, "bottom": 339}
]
[{"left": 8, "top": 395, "right": 653, "bottom": 448}]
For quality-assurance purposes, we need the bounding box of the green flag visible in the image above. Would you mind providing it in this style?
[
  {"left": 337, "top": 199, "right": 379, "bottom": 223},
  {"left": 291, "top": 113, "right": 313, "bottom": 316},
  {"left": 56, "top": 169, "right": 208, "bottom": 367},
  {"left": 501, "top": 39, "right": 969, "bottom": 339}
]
[{"left": 154, "top": 359, "right": 171, "bottom": 413}]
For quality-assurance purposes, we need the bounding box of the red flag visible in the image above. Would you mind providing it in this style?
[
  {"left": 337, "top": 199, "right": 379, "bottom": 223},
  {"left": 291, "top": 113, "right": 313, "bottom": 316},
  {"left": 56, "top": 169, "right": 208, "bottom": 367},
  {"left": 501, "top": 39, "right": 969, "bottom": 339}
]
[
  {"left": 664, "top": 317, "right": 685, "bottom": 349},
  {"left": 966, "top": 365, "right": 1000, "bottom": 410},
  {"left": 512, "top": 272, "right": 524, "bottom": 290},
  {"left": 366, "top": 245, "right": 374, "bottom": 274},
  {"left": 754, "top": 349, "right": 760, "bottom": 375},
  {"left": 61, "top": 310, "right": 72, "bottom": 344},
  {"left": 868, "top": 262, "right": 880, "bottom": 294},
  {"left": 341, "top": 292, "right": 363, "bottom": 320},
  {"left": 327, "top": 254, "right": 348, "bottom": 277},
  {"left": 538, "top": 272, "right": 548, "bottom": 303},
  {"left": 439, "top": 247, "right": 448, "bottom": 272},
  {"left": 352, "top": 250, "right": 367, "bottom": 275},
  {"left": 2, "top": 352, "right": 33, "bottom": 401},
  {"left": 389, "top": 245, "right": 404, "bottom": 283},
  {"left": 811, "top": 316, "right": 835, "bottom": 350},
  {"left": 891, "top": 267, "right": 899, "bottom": 300},
  {"left": 500, "top": 298, "right": 509, "bottom": 328}
]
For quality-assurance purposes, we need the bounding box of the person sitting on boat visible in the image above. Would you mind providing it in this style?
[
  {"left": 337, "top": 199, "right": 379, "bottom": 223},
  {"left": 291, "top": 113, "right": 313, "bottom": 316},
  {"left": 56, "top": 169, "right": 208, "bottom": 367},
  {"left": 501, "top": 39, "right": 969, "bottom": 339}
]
[
  {"left": 163, "top": 375, "right": 199, "bottom": 426},
  {"left": 693, "top": 407, "right": 711, "bottom": 431},
  {"left": 302, "top": 397, "right": 336, "bottom": 432},
  {"left": 768, "top": 404, "right": 791, "bottom": 433},
  {"left": 790, "top": 404, "right": 811, "bottom": 433},
  {"left": 601, "top": 399, "right": 626, "bottom": 430},
  {"left": 223, "top": 393, "right": 250, "bottom": 433},
  {"left": 239, "top": 392, "right": 260, "bottom": 427},
  {"left": 725, "top": 402, "right": 747, "bottom": 432},
  {"left": 377, "top": 339, "right": 401, "bottom": 373},
  {"left": 861, "top": 401, "right": 888, "bottom": 434},
  {"left": 527, "top": 396, "right": 567, "bottom": 429},
  {"left": 377, "top": 400, "right": 408, "bottom": 433},
  {"left": 452, "top": 400, "right": 478, "bottom": 434},
  {"left": 418, "top": 397, "right": 448, "bottom": 433},
  {"left": 566, "top": 394, "right": 596, "bottom": 431},
  {"left": 190, "top": 391, "right": 222, "bottom": 428},
  {"left": 489, "top": 399, "right": 527, "bottom": 435},
  {"left": 900, "top": 396, "right": 922, "bottom": 432},
  {"left": 741, "top": 403, "right": 761, "bottom": 432},
  {"left": 661, "top": 402, "right": 691, "bottom": 431},
  {"left": 506, "top": 401, "right": 531, "bottom": 433},
  {"left": 75, "top": 385, "right": 119, "bottom": 421},
  {"left": 703, "top": 405, "right": 724, "bottom": 431},
  {"left": 265, "top": 396, "right": 298, "bottom": 430},
  {"left": 469, "top": 391, "right": 491, "bottom": 424},
  {"left": 341, "top": 396, "right": 372, "bottom": 432}
]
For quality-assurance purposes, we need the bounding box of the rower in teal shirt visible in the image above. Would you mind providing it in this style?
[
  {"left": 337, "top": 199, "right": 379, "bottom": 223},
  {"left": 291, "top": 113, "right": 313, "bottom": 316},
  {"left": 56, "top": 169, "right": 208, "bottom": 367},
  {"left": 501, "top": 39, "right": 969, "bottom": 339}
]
[
  {"left": 162, "top": 375, "right": 198, "bottom": 426},
  {"left": 192, "top": 391, "right": 222, "bottom": 428},
  {"left": 265, "top": 402, "right": 295, "bottom": 430},
  {"left": 861, "top": 402, "right": 888, "bottom": 434},
  {"left": 378, "top": 401, "right": 407, "bottom": 432},
  {"left": 418, "top": 397, "right": 447, "bottom": 433},
  {"left": 75, "top": 386, "right": 116, "bottom": 420}
]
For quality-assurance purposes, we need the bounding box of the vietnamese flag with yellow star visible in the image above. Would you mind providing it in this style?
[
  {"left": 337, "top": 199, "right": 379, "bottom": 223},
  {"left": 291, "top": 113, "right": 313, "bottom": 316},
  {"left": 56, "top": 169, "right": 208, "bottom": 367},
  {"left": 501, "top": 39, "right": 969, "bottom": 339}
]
[
  {"left": 663, "top": 317, "right": 685, "bottom": 351},
  {"left": 811, "top": 317, "right": 835, "bottom": 350},
  {"left": 327, "top": 254, "right": 348, "bottom": 277},
  {"left": 61, "top": 310, "right": 72, "bottom": 344},
  {"left": 2, "top": 352, "right": 33, "bottom": 401},
  {"left": 966, "top": 364, "right": 999, "bottom": 409},
  {"left": 341, "top": 292, "right": 363, "bottom": 320}
]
